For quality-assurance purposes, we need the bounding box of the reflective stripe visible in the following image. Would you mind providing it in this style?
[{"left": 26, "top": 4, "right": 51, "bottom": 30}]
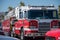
[
  {"left": 3, "top": 27, "right": 10, "bottom": 29},
  {"left": 15, "top": 28, "right": 20, "bottom": 30},
  {"left": 15, "top": 28, "right": 38, "bottom": 31}
]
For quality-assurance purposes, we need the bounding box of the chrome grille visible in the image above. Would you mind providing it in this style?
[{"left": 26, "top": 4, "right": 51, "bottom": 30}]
[{"left": 38, "top": 22, "right": 50, "bottom": 36}]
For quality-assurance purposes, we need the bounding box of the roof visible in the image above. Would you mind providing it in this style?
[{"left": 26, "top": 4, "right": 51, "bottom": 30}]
[
  {"left": 16, "top": 6, "right": 57, "bottom": 11},
  {"left": 29, "top": 5, "right": 54, "bottom": 8},
  {"left": 45, "top": 29, "right": 60, "bottom": 37}
]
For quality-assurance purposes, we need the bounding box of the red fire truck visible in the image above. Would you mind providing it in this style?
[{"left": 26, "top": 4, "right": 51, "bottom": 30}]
[
  {"left": 45, "top": 28, "right": 60, "bottom": 40},
  {"left": 2, "top": 6, "right": 59, "bottom": 39}
]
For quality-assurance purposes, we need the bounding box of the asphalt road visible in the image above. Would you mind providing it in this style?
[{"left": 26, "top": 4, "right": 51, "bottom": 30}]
[{"left": 0, "top": 35, "right": 19, "bottom": 40}]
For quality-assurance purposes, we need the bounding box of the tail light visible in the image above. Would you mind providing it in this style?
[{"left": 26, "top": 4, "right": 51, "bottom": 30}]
[{"left": 51, "top": 20, "right": 59, "bottom": 29}]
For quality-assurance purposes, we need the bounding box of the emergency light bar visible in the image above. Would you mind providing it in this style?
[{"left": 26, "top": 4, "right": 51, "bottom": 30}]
[{"left": 29, "top": 6, "right": 54, "bottom": 8}]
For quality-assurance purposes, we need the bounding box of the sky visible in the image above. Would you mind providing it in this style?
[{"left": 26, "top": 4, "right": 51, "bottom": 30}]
[{"left": 0, "top": 0, "right": 60, "bottom": 12}]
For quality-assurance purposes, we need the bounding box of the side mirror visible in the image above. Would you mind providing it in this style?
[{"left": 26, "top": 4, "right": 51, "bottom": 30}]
[
  {"left": 11, "top": 19, "right": 18, "bottom": 26},
  {"left": 13, "top": 19, "right": 18, "bottom": 22}
]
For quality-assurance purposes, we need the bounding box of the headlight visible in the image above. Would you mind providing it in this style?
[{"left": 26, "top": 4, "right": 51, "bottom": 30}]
[
  {"left": 51, "top": 26, "right": 58, "bottom": 30},
  {"left": 53, "top": 26, "right": 58, "bottom": 28},
  {"left": 29, "top": 26, "right": 36, "bottom": 29}
]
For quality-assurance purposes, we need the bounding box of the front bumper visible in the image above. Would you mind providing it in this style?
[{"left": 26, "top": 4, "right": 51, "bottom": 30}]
[{"left": 25, "top": 33, "right": 44, "bottom": 37}]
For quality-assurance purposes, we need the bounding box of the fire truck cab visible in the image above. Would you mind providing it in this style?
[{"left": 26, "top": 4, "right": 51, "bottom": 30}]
[
  {"left": 45, "top": 29, "right": 60, "bottom": 40},
  {"left": 2, "top": 6, "right": 59, "bottom": 38}
]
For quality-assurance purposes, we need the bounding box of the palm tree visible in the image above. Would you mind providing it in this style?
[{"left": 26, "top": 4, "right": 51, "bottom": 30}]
[
  {"left": 8, "top": 6, "right": 13, "bottom": 11},
  {"left": 20, "top": 1, "right": 25, "bottom": 6},
  {"left": 1, "top": 15, "right": 4, "bottom": 20},
  {"left": 58, "top": 5, "right": 60, "bottom": 18}
]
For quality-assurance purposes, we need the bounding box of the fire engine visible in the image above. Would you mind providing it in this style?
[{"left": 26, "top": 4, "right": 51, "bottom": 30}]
[
  {"left": 2, "top": 6, "right": 59, "bottom": 39},
  {"left": 45, "top": 28, "right": 60, "bottom": 40}
]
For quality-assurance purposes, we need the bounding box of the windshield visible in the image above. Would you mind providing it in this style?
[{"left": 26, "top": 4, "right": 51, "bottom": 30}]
[
  {"left": 45, "top": 36, "right": 56, "bottom": 40},
  {"left": 28, "top": 10, "right": 58, "bottom": 19}
]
